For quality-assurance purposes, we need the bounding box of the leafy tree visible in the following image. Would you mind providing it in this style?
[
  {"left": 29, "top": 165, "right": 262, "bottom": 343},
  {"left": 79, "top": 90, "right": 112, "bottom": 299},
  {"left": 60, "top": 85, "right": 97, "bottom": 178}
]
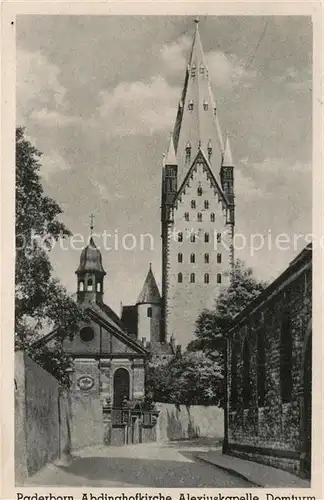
[
  {"left": 15, "top": 128, "right": 85, "bottom": 385},
  {"left": 188, "top": 259, "right": 267, "bottom": 357},
  {"left": 146, "top": 351, "right": 224, "bottom": 408}
]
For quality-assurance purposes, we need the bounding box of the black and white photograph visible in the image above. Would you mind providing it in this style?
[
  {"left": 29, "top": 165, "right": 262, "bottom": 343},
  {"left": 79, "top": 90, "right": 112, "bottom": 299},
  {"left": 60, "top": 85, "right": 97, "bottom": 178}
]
[{"left": 4, "top": 6, "right": 322, "bottom": 493}]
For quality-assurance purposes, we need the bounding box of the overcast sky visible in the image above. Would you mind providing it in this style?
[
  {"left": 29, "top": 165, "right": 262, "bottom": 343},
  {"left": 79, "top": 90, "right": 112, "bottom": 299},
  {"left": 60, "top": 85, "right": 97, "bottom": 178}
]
[{"left": 16, "top": 15, "right": 312, "bottom": 313}]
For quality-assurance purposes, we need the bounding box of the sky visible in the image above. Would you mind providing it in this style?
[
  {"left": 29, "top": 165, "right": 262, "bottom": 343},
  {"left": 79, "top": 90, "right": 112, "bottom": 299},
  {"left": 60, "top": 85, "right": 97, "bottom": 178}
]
[{"left": 16, "top": 15, "right": 312, "bottom": 313}]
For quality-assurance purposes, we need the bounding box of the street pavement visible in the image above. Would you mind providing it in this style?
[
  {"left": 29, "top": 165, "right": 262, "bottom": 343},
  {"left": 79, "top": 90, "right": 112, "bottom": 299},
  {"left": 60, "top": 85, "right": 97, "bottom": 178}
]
[{"left": 25, "top": 439, "right": 254, "bottom": 488}]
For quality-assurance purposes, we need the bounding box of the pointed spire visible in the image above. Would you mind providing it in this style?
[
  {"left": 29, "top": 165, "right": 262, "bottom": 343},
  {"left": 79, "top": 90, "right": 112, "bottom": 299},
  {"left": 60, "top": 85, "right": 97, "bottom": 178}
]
[
  {"left": 165, "top": 134, "right": 177, "bottom": 166},
  {"left": 171, "top": 18, "right": 224, "bottom": 184},
  {"left": 223, "top": 135, "right": 234, "bottom": 167},
  {"left": 137, "top": 264, "right": 161, "bottom": 305}
]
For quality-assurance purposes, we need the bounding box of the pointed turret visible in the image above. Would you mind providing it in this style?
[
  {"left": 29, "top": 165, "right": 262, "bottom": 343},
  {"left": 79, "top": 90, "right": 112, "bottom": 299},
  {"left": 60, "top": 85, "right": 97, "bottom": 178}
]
[
  {"left": 137, "top": 264, "right": 161, "bottom": 305},
  {"left": 172, "top": 18, "right": 224, "bottom": 183},
  {"left": 164, "top": 134, "right": 177, "bottom": 166},
  {"left": 220, "top": 134, "right": 235, "bottom": 215},
  {"left": 222, "top": 135, "right": 234, "bottom": 167}
]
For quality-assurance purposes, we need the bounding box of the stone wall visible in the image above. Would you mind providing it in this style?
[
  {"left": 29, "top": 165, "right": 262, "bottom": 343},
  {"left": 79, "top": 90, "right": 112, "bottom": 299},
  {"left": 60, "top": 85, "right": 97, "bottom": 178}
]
[
  {"left": 225, "top": 246, "right": 312, "bottom": 478},
  {"left": 156, "top": 403, "right": 224, "bottom": 442}
]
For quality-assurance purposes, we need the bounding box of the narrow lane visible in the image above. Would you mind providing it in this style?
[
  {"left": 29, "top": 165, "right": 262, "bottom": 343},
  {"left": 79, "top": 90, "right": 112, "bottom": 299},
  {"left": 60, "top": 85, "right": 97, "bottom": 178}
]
[{"left": 27, "top": 440, "right": 254, "bottom": 488}]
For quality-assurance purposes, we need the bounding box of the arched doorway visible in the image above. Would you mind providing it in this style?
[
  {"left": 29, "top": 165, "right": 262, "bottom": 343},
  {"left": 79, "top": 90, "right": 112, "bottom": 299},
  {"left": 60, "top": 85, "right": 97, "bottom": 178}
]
[
  {"left": 113, "top": 368, "right": 130, "bottom": 408},
  {"left": 303, "top": 336, "right": 312, "bottom": 478}
]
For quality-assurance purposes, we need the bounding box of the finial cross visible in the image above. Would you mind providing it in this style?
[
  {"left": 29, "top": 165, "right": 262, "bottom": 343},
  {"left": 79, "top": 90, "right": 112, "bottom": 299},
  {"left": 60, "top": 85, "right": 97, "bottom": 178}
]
[{"left": 90, "top": 213, "right": 95, "bottom": 235}]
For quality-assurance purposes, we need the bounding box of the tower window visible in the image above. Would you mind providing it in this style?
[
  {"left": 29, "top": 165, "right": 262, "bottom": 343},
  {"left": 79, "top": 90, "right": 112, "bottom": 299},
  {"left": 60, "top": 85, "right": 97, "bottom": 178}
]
[
  {"left": 197, "top": 212, "right": 202, "bottom": 222},
  {"left": 191, "top": 64, "right": 196, "bottom": 77},
  {"left": 203, "top": 100, "right": 208, "bottom": 110},
  {"left": 208, "top": 140, "right": 212, "bottom": 161},
  {"left": 190, "top": 253, "right": 195, "bottom": 263},
  {"left": 188, "top": 100, "right": 194, "bottom": 111},
  {"left": 204, "top": 232, "right": 209, "bottom": 243},
  {"left": 217, "top": 232, "right": 221, "bottom": 243},
  {"left": 87, "top": 278, "right": 93, "bottom": 291},
  {"left": 200, "top": 64, "right": 205, "bottom": 74},
  {"left": 97, "top": 282, "right": 101, "bottom": 292},
  {"left": 178, "top": 232, "right": 183, "bottom": 242},
  {"left": 184, "top": 212, "right": 189, "bottom": 221},
  {"left": 197, "top": 186, "right": 202, "bottom": 196},
  {"left": 210, "top": 213, "right": 215, "bottom": 222},
  {"left": 185, "top": 142, "right": 191, "bottom": 163},
  {"left": 178, "top": 272, "right": 183, "bottom": 283},
  {"left": 243, "top": 339, "right": 252, "bottom": 409},
  {"left": 147, "top": 307, "right": 152, "bottom": 318},
  {"left": 217, "top": 253, "right": 222, "bottom": 263},
  {"left": 190, "top": 273, "right": 195, "bottom": 283},
  {"left": 280, "top": 311, "right": 293, "bottom": 403},
  {"left": 191, "top": 200, "right": 196, "bottom": 209},
  {"left": 178, "top": 252, "right": 183, "bottom": 263},
  {"left": 79, "top": 281, "right": 84, "bottom": 292},
  {"left": 204, "top": 253, "right": 209, "bottom": 263},
  {"left": 190, "top": 233, "right": 196, "bottom": 243},
  {"left": 204, "top": 200, "right": 209, "bottom": 209},
  {"left": 204, "top": 273, "right": 209, "bottom": 284},
  {"left": 217, "top": 273, "right": 222, "bottom": 284}
]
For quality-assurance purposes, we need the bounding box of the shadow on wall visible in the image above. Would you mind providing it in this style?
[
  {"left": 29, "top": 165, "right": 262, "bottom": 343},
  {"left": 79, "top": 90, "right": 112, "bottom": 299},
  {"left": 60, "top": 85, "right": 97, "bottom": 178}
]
[{"left": 157, "top": 403, "right": 223, "bottom": 442}]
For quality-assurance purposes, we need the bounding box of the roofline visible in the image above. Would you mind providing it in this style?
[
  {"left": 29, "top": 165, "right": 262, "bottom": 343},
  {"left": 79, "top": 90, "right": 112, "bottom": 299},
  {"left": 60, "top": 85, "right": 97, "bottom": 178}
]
[{"left": 228, "top": 244, "right": 312, "bottom": 333}]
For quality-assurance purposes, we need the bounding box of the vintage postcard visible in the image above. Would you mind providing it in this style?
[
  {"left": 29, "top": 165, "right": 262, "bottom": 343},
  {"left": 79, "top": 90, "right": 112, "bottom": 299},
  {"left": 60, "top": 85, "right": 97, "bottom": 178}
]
[{"left": 1, "top": 2, "right": 323, "bottom": 500}]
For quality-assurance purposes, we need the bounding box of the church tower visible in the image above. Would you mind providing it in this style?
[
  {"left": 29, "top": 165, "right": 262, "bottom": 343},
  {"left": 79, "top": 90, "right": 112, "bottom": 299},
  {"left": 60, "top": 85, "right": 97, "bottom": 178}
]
[
  {"left": 136, "top": 264, "right": 162, "bottom": 345},
  {"left": 161, "top": 19, "right": 235, "bottom": 348},
  {"left": 76, "top": 235, "right": 106, "bottom": 305}
]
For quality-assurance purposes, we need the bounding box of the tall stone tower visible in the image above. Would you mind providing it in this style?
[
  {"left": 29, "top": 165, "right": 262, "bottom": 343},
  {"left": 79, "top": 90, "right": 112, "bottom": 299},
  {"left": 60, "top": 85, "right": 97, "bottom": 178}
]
[{"left": 161, "top": 20, "right": 235, "bottom": 348}]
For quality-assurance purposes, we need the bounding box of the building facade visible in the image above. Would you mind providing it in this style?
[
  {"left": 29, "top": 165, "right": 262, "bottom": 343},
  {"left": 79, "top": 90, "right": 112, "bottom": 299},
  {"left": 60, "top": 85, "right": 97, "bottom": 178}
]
[
  {"left": 224, "top": 245, "right": 312, "bottom": 479},
  {"left": 161, "top": 20, "right": 235, "bottom": 348}
]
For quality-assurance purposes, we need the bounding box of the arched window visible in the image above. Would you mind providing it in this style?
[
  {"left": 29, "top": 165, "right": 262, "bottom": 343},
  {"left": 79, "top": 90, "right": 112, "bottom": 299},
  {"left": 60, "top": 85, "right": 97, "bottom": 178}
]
[
  {"left": 280, "top": 311, "right": 293, "bottom": 403},
  {"left": 191, "top": 200, "right": 196, "bottom": 209},
  {"left": 186, "top": 143, "right": 191, "bottom": 163},
  {"left": 178, "top": 253, "right": 183, "bottom": 263},
  {"left": 178, "top": 273, "right": 183, "bottom": 283},
  {"left": 191, "top": 64, "right": 196, "bottom": 77},
  {"left": 204, "top": 273, "right": 209, "bottom": 284},
  {"left": 204, "top": 200, "right": 209, "bottom": 209},
  {"left": 200, "top": 64, "right": 205, "bottom": 75},
  {"left": 147, "top": 307, "right": 152, "bottom": 318},
  {"left": 257, "top": 329, "right": 266, "bottom": 407},
  {"left": 217, "top": 232, "right": 221, "bottom": 243},
  {"left": 188, "top": 100, "right": 194, "bottom": 110},
  {"left": 204, "top": 232, "right": 209, "bottom": 243},
  {"left": 79, "top": 281, "right": 84, "bottom": 292},
  {"left": 96, "top": 282, "right": 101, "bottom": 292},
  {"left": 217, "top": 273, "right": 222, "bottom": 284},
  {"left": 210, "top": 213, "right": 215, "bottom": 222},
  {"left": 197, "top": 212, "right": 202, "bottom": 222},
  {"left": 217, "top": 253, "right": 222, "bottom": 263},
  {"left": 190, "top": 233, "right": 196, "bottom": 243},
  {"left": 87, "top": 278, "right": 93, "bottom": 291},
  {"left": 190, "top": 273, "right": 195, "bottom": 283},
  {"left": 243, "top": 339, "right": 251, "bottom": 409},
  {"left": 203, "top": 100, "right": 208, "bottom": 110},
  {"left": 204, "top": 253, "right": 209, "bottom": 263},
  {"left": 230, "top": 342, "right": 238, "bottom": 410},
  {"left": 190, "top": 253, "right": 195, "bottom": 263},
  {"left": 185, "top": 212, "right": 189, "bottom": 221},
  {"left": 178, "top": 232, "right": 183, "bottom": 242},
  {"left": 197, "top": 186, "right": 202, "bottom": 196}
]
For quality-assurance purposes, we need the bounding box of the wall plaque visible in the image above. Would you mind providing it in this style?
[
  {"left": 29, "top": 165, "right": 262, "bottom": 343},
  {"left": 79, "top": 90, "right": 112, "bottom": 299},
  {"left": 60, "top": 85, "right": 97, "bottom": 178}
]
[{"left": 77, "top": 375, "right": 94, "bottom": 391}]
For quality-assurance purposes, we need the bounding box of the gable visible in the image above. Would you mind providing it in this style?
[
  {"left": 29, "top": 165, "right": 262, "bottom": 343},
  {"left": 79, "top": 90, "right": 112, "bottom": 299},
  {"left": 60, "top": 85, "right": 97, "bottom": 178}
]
[{"left": 174, "top": 150, "right": 228, "bottom": 211}]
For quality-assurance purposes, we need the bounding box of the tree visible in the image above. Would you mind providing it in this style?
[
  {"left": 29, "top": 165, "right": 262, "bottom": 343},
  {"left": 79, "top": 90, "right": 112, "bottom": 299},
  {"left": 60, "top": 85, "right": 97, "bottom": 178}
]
[
  {"left": 15, "top": 128, "right": 85, "bottom": 385},
  {"left": 188, "top": 259, "right": 268, "bottom": 357},
  {"left": 146, "top": 351, "right": 224, "bottom": 408}
]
